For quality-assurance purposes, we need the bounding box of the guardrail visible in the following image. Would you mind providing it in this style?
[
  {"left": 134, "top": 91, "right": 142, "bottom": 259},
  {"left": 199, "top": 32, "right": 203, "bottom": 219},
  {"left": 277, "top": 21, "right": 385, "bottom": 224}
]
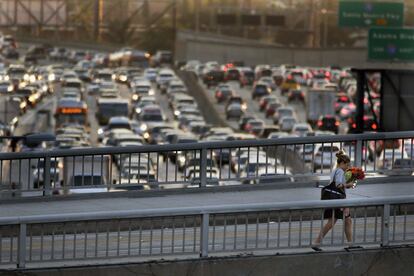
[
  {"left": 0, "top": 131, "right": 414, "bottom": 197},
  {"left": 1, "top": 195, "right": 414, "bottom": 268}
]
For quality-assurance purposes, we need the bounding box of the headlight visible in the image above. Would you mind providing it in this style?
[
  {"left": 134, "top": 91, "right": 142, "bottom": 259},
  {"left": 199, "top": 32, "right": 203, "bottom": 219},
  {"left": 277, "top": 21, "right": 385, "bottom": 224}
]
[
  {"left": 23, "top": 74, "right": 30, "bottom": 81},
  {"left": 178, "top": 156, "right": 186, "bottom": 164},
  {"left": 148, "top": 89, "right": 155, "bottom": 95},
  {"left": 48, "top": 74, "right": 55, "bottom": 81},
  {"left": 119, "top": 75, "right": 127, "bottom": 82},
  {"left": 143, "top": 132, "right": 150, "bottom": 139},
  {"left": 174, "top": 110, "right": 180, "bottom": 116},
  {"left": 241, "top": 103, "right": 247, "bottom": 111},
  {"left": 29, "top": 75, "right": 36, "bottom": 83},
  {"left": 135, "top": 107, "right": 142, "bottom": 114},
  {"left": 4, "top": 75, "right": 9, "bottom": 81},
  {"left": 140, "top": 124, "right": 147, "bottom": 131},
  {"left": 112, "top": 74, "right": 116, "bottom": 80},
  {"left": 97, "top": 128, "right": 104, "bottom": 135},
  {"left": 7, "top": 85, "right": 13, "bottom": 92},
  {"left": 132, "top": 94, "right": 139, "bottom": 101},
  {"left": 42, "top": 85, "right": 48, "bottom": 92}
]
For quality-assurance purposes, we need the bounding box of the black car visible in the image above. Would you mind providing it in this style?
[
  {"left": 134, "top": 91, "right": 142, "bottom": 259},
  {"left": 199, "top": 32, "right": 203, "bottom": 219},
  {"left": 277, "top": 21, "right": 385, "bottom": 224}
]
[
  {"left": 316, "top": 115, "right": 339, "bottom": 134},
  {"left": 203, "top": 70, "right": 224, "bottom": 88},
  {"left": 252, "top": 82, "right": 271, "bottom": 99},
  {"left": 2, "top": 47, "right": 19, "bottom": 59},
  {"left": 348, "top": 115, "right": 378, "bottom": 133},
  {"left": 287, "top": 89, "right": 305, "bottom": 102}
]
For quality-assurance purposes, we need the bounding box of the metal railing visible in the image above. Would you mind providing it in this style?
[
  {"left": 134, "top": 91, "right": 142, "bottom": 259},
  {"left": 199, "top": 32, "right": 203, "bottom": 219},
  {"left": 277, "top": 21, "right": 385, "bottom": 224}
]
[
  {"left": 1, "top": 195, "right": 414, "bottom": 268},
  {"left": 1, "top": 131, "right": 414, "bottom": 197}
]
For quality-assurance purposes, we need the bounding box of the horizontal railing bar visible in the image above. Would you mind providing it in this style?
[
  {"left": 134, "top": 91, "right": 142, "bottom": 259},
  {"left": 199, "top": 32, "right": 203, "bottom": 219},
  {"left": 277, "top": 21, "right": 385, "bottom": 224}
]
[
  {"left": 1, "top": 195, "right": 413, "bottom": 225},
  {"left": 1, "top": 131, "right": 413, "bottom": 160}
]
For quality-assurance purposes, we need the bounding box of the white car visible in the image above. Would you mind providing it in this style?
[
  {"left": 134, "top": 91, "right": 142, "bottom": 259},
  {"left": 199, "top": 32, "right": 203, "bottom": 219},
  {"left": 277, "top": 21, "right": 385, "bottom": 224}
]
[
  {"left": 279, "top": 116, "right": 297, "bottom": 132},
  {"left": 313, "top": 143, "right": 341, "bottom": 172}
]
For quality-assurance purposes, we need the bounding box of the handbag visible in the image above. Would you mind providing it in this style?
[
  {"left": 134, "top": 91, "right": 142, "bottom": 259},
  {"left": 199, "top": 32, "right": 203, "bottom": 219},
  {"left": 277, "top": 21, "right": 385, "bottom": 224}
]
[{"left": 321, "top": 169, "right": 346, "bottom": 200}]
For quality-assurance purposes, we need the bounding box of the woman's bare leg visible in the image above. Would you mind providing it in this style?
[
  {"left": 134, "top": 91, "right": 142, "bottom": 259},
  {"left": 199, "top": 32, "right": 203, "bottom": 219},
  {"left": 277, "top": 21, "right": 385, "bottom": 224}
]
[
  {"left": 314, "top": 218, "right": 337, "bottom": 245},
  {"left": 344, "top": 208, "right": 352, "bottom": 243}
]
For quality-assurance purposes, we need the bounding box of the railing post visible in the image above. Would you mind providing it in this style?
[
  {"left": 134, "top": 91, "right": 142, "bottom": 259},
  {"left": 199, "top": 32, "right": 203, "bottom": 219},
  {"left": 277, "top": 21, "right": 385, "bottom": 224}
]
[
  {"left": 17, "top": 223, "right": 27, "bottom": 268},
  {"left": 200, "top": 213, "right": 209, "bottom": 257},
  {"left": 381, "top": 204, "right": 390, "bottom": 247},
  {"left": 355, "top": 139, "right": 363, "bottom": 168},
  {"left": 43, "top": 156, "right": 51, "bottom": 196},
  {"left": 199, "top": 148, "right": 207, "bottom": 188}
]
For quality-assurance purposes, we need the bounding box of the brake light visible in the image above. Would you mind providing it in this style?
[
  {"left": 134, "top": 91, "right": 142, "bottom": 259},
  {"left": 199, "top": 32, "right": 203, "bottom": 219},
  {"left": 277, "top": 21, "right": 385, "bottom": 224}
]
[
  {"left": 317, "top": 121, "right": 323, "bottom": 127},
  {"left": 335, "top": 121, "right": 340, "bottom": 127},
  {"left": 245, "top": 124, "right": 252, "bottom": 131},
  {"left": 340, "top": 96, "right": 348, "bottom": 102},
  {"left": 372, "top": 123, "right": 377, "bottom": 130},
  {"left": 352, "top": 123, "right": 356, "bottom": 128},
  {"left": 217, "top": 91, "right": 222, "bottom": 97},
  {"left": 334, "top": 103, "right": 339, "bottom": 108}
]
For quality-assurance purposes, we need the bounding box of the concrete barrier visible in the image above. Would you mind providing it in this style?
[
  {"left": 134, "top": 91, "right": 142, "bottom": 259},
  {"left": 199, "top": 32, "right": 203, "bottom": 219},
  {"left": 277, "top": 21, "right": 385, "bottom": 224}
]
[
  {"left": 10, "top": 246, "right": 414, "bottom": 276},
  {"left": 175, "top": 30, "right": 408, "bottom": 69}
]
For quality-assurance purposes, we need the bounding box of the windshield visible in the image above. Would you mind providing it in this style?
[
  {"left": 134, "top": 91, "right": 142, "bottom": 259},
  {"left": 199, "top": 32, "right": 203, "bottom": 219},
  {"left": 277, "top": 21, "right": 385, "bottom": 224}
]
[{"left": 141, "top": 114, "right": 163, "bottom": 121}]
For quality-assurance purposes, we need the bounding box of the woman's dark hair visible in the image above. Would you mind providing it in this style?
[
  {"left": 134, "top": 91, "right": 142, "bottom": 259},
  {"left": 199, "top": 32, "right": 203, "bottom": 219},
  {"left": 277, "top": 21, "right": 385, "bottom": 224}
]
[{"left": 336, "top": 150, "right": 350, "bottom": 164}]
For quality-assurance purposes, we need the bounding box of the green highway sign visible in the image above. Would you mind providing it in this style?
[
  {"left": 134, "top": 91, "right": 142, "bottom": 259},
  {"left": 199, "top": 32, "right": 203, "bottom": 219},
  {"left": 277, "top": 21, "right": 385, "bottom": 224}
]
[
  {"left": 339, "top": 1, "right": 404, "bottom": 28},
  {"left": 368, "top": 28, "right": 414, "bottom": 61}
]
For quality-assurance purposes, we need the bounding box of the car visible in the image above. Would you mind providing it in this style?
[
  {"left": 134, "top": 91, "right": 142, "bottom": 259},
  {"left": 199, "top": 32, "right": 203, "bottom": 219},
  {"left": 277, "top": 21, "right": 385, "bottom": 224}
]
[
  {"left": 2, "top": 47, "right": 19, "bottom": 59},
  {"left": 279, "top": 116, "right": 297, "bottom": 132},
  {"left": 244, "top": 119, "right": 265, "bottom": 136},
  {"left": 335, "top": 93, "right": 351, "bottom": 113},
  {"left": 259, "top": 95, "right": 278, "bottom": 111},
  {"left": 225, "top": 95, "right": 247, "bottom": 111},
  {"left": 313, "top": 143, "right": 341, "bottom": 171},
  {"left": 224, "top": 68, "right": 240, "bottom": 82},
  {"left": 239, "top": 115, "right": 256, "bottom": 131},
  {"left": 287, "top": 89, "right": 305, "bottom": 102},
  {"left": 226, "top": 103, "right": 244, "bottom": 120},
  {"left": 150, "top": 50, "right": 173, "bottom": 66},
  {"left": 215, "top": 86, "right": 235, "bottom": 103},
  {"left": 317, "top": 115, "right": 340, "bottom": 134},
  {"left": 339, "top": 102, "right": 356, "bottom": 120},
  {"left": 252, "top": 82, "right": 271, "bottom": 99},
  {"left": 265, "top": 102, "right": 283, "bottom": 118},
  {"left": 292, "top": 123, "right": 312, "bottom": 137},
  {"left": 348, "top": 115, "right": 378, "bottom": 133},
  {"left": 273, "top": 107, "right": 295, "bottom": 125},
  {"left": 239, "top": 68, "right": 255, "bottom": 87},
  {"left": 281, "top": 78, "right": 300, "bottom": 95}
]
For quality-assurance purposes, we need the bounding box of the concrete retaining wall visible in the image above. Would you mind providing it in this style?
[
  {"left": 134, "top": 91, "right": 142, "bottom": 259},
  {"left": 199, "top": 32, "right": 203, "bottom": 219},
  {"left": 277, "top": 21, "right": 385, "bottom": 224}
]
[
  {"left": 8, "top": 246, "right": 414, "bottom": 276},
  {"left": 175, "top": 30, "right": 407, "bottom": 69}
]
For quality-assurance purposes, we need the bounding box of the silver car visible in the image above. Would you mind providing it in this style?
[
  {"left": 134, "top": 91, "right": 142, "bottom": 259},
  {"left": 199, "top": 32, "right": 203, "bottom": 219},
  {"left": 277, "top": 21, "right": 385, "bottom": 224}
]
[{"left": 226, "top": 103, "right": 244, "bottom": 120}]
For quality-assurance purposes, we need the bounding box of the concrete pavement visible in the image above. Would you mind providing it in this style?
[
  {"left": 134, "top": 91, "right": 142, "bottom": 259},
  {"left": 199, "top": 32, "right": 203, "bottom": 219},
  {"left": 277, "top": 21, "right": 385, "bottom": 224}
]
[{"left": 0, "top": 181, "right": 413, "bottom": 218}]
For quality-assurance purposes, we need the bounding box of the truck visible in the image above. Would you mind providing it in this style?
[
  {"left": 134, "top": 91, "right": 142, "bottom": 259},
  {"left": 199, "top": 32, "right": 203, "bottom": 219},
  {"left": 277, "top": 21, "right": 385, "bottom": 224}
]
[{"left": 305, "top": 88, "right": 337, "bottom": 125}]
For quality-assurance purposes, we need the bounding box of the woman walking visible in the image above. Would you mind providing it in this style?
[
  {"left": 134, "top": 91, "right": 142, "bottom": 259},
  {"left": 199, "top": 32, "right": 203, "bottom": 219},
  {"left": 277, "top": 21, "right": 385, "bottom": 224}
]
[{"left": 312, "top": 151, "right": 355, "bottom": 251}]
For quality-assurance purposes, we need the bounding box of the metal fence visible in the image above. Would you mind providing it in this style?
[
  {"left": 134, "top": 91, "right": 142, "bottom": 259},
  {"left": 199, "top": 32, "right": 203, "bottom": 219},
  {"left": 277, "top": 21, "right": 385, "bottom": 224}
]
[
  {"left": 1, "top": 195, "right": 414, "bottom": 268},
  {"left": 1, "top": 131, "right": 414, "bottom": 197}
]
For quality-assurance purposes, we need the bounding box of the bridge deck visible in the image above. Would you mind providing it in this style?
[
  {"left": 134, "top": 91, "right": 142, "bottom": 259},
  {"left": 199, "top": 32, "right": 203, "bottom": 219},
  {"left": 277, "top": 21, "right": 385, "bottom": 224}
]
[{"left": 1, "top": 181, "right": 413, "bottom": 218}]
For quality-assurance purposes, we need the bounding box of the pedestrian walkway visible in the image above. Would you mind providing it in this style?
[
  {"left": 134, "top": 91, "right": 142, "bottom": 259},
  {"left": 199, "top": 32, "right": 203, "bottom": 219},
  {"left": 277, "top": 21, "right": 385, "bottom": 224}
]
[{"left": 1, "top": 181, "right": 413, "bottom": 218}]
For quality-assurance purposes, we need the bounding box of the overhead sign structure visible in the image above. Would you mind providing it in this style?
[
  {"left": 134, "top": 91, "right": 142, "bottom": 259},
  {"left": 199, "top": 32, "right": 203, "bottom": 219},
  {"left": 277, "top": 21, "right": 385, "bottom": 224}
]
[
  {"left": 368, "top": 28, "right": 414, "bottom": 61},
  {"left": 338, "top": 1, "right": 404, "bottom": 28}
]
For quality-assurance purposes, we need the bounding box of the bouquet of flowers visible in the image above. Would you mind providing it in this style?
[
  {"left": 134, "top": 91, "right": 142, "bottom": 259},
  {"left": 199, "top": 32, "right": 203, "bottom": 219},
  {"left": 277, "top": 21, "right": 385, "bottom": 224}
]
[{"left": 345, "top": 167, "right": 365, "bottom": 184}]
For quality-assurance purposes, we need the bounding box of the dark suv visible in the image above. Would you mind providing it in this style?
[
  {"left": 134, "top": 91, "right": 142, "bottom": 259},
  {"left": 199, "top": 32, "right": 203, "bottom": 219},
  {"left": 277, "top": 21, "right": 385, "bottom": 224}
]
[{"left": 316, "top": 115, "right": 339, "bottom": 134}]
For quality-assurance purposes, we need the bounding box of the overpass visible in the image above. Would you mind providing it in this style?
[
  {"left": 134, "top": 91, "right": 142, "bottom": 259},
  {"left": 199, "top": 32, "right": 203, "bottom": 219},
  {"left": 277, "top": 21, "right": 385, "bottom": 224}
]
[{"left": 1, "top": 131, "right": 414, "bottom": 274}]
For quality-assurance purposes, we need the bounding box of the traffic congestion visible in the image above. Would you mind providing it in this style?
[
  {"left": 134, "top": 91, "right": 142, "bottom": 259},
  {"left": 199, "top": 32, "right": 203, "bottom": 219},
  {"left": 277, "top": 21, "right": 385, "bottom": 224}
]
[{"left": 0, "top": 32, "right": 409, "bottom": 194}]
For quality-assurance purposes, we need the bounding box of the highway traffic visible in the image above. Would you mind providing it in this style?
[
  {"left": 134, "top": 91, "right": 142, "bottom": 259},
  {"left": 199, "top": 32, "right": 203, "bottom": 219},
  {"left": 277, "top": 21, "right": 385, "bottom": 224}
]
[{"left": 0, "top": 33, "right": 410, "bottom": 196}]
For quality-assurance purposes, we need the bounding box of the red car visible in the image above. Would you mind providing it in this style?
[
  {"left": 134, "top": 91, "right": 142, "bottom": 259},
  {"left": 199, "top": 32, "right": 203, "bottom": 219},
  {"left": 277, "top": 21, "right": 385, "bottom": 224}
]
[
  {"left": 265, "top": 102, "right": 282, "bottom": 118},
  {"left": 259, "top": 95, "right": 278, "bottom": 111}
]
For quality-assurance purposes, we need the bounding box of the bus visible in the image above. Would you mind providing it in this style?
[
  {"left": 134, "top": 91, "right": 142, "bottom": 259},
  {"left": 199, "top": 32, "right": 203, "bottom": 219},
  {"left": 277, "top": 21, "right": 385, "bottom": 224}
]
[
  {"left": 55, "top": 99, "right": 88, "bottom": 129},
  {"left": 96, "top": 98, "right": 129, "bottom": 125}
]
